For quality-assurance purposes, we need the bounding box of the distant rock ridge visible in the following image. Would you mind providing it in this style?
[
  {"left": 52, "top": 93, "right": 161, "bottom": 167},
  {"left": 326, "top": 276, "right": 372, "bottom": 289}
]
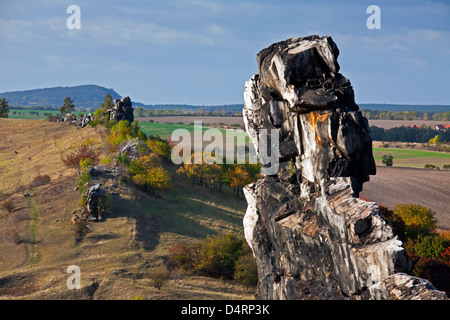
[
  {"left": 242, "top": 35, "right": 448, "bottom": 300},
  {"left": 49, "top": 96, "right": 134, "bottom": 127},
  {"left": 107, "top": 96, "right": 134, "bottom": 123}
]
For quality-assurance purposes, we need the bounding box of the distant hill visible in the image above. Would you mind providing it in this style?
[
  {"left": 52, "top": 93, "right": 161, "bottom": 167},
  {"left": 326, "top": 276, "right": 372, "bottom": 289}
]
[
  {"left": 1, "top": 84, "right": 448, "bottom": 113},
  {"left": 0, "top": 85, "right": 121, "bottom": 109},
  {"left": 0, "top": 85, "right": 243, "bottom": 112}
]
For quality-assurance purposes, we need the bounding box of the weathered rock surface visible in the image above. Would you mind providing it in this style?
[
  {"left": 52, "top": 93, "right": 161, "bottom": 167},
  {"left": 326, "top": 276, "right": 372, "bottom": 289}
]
[
  {"left": 107, "top": 96, "right": 134, "bottom": 123},
  {"left": 243, "top": 35, "right": 447, "bottom": 300},
  {"left": 79, "top": 113, "right": 93, "bottom": 128},
  {"left": 86, "top": 184, "right": 107, "bottom": 222}
]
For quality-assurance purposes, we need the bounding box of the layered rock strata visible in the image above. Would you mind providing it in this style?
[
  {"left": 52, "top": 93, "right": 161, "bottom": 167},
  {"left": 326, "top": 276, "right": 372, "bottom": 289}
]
[{"left": 243, "top": 35, "right": 447, "bottom": 300}]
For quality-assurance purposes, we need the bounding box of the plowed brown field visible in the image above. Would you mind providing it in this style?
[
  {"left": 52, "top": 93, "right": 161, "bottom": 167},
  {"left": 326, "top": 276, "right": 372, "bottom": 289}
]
[{"left": 361, "top": 166, "right": 450, "bottom": 229}]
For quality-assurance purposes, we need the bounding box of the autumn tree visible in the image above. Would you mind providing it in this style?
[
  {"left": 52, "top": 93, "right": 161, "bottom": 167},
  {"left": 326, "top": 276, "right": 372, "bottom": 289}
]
[
  {"left": 201, "top": 163, "right": 223, "bottom": 194},
  {"left": 129, "top": 153, "right": 172, "bottom": 193},
  {"left": 147, "top": 137, "right": 171, "bottom": 158},
  {"left": 176, "top": 153, "right": 205, "bottom": 186},
  {"left": 392, "top": 204, "right": 437, "bottom": 240},
  {"left": 62, "top": 144, "right": 100, "bottom": 175},
  {"left": 223, "top": 165, "right": 254, "bottom": 199},
  {"left": 132, "top": 167, "right": 172, "bottom": 193}
]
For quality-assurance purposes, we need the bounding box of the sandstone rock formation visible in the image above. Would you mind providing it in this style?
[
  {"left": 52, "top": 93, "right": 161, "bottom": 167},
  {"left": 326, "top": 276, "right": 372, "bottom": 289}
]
[
  {"left": 243, "top": 35, "right": 447, "bottom": 300},
  {"left": 107, "top": 96, "right": 134, "bottom": 123},
  {"left": 86, "top": 184, "right": 107, "bottom": 222},
  {"left": 79, "top": 113, "right": 93, "bottom": 128}
]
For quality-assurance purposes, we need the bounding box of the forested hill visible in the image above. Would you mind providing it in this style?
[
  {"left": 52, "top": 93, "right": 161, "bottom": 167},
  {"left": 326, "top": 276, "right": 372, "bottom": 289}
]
[
  {"left": 0, "top": 85, "right": 121, "bottom": 109},
  {"left": 1, "top": 84, "right": 448, "bottom": 113},
  {"left": 0, "top": 85, "right": 243, "bottom": 111}
]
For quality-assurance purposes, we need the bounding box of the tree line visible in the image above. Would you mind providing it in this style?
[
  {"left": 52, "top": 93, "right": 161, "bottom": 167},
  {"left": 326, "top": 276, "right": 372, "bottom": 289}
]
[
  {"left": 370, "top": 125, "right": 450, "bottom": 143},
  {"left": 362, "top": 109, "right": 450, "bottom": 121}
]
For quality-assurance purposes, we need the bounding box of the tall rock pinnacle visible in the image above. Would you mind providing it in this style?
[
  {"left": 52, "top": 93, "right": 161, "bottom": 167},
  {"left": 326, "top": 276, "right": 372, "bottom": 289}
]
[{"left": 242, "top": 35, "right": 447, "bottom": 300}]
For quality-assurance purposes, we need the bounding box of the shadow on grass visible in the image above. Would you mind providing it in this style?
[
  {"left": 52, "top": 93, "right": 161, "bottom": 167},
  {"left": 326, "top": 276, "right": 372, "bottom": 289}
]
[{"left": 111, "top": 193, "right": 216, "bottom": 251}]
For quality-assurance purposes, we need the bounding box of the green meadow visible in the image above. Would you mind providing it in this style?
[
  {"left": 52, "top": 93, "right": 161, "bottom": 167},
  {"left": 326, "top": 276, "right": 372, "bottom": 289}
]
[
  {"left": 8, "top": 108, "right": 84, "bottom": 120},
  {"left": 373, "top": 147, "right": 450, "bottom": 168},
  {"left": 138, "top": 121, "right": 251, "bottom": 147}
]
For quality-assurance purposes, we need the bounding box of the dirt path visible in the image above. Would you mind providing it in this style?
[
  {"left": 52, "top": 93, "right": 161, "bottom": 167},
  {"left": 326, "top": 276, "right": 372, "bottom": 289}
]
[{"left": 360, "top": 166, "right": 450, "bottom": 229}]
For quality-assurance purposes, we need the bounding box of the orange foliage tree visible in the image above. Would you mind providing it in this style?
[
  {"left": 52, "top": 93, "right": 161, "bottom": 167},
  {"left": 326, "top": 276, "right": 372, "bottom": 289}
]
[{"left": 61, "top": 144, "right": 99, "bottom": 175}]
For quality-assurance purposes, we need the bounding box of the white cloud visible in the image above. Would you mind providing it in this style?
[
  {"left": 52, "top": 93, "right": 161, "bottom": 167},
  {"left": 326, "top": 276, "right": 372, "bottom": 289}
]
[
  {"left": 401, "top": 57, "right": 429, "bottom": 69},
  {"left": 0, "top": 19, "right": 34, "bottom": 41},
  {"left": 206, "top": 24, "right": 228, "bottom": 35},
  {"left": 0, "top": 15, "right": 217, "bottom": 47},
  {"left": 357, "top": 29, "right": 450, "bottom": 55}
]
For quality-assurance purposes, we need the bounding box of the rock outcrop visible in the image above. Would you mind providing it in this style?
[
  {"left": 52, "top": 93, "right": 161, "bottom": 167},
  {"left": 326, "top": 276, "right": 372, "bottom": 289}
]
[
  {"left": 86, "top": 184, "right": 107, "bottom": 222},
  {"left": 243, "top": 35, "right": 447, "bottom": 300},
  {"left": 107, "top": 96, "right": 134, "bottom": 123},
  {"left": 47, "top": 96, "right": 134, "bottom": 127}
]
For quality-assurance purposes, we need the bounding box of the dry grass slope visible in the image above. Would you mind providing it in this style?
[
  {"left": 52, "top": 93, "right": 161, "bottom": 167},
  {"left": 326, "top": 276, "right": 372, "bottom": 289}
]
[{"left": 0, "top": 119, "right": 254, "bottom": 300}]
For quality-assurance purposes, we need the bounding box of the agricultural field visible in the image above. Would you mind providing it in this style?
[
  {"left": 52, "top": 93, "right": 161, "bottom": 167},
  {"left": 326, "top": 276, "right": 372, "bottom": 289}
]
[
  {"left": 138, "top": 121, "right": 252, "bottom": 150},
  {"left": 8, "top": 108, "right": 85, "bottom": 120},
  {"left": 136, "top": 116, "right": 244, "bottom": 127},
  {"left": 361, "top": 166, "right": 450, "bottom": 230},
  {"left": 373, "top": 147, "right": 450, "bottom": 168}
]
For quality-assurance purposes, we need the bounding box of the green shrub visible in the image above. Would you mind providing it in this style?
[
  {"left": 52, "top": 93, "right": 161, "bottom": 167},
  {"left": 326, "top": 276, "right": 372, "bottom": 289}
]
[
  {"left": 167, "top": 233, "right": 257, "bottom": 284},
  {"left": 147, "top": 138, "right": 171, "bottom": 158},
  {"left": 195, "top": 233, "right": 243, "bottom": 279},
  {"left": 405, "top": 234, "right": 449, "bottom": 259},
  {"left": 233, "top": 244, "right": 258, "bottom": 288},
  {"left": 78, "top": 158, "right": 91, "bottom": 195},
  {"left": 381, "top": 153, "right": 393, "bottom": 166},
  {"left": 392, "top": 204, "right": 437, "bottom": 240},
  {"left": 167, "top": 242, "right": 200, "bottom": 272}
]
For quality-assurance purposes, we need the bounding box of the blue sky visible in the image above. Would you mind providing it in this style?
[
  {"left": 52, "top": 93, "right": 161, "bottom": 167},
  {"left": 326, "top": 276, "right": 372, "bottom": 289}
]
[{"left": 0, "top": 0, "right": 449, "bottom": 106}]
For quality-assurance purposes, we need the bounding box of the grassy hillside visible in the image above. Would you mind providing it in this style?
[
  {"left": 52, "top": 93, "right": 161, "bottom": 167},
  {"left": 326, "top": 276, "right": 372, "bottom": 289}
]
[{"left": 0, "top": 119, "right": 253, "bottom": 300}]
